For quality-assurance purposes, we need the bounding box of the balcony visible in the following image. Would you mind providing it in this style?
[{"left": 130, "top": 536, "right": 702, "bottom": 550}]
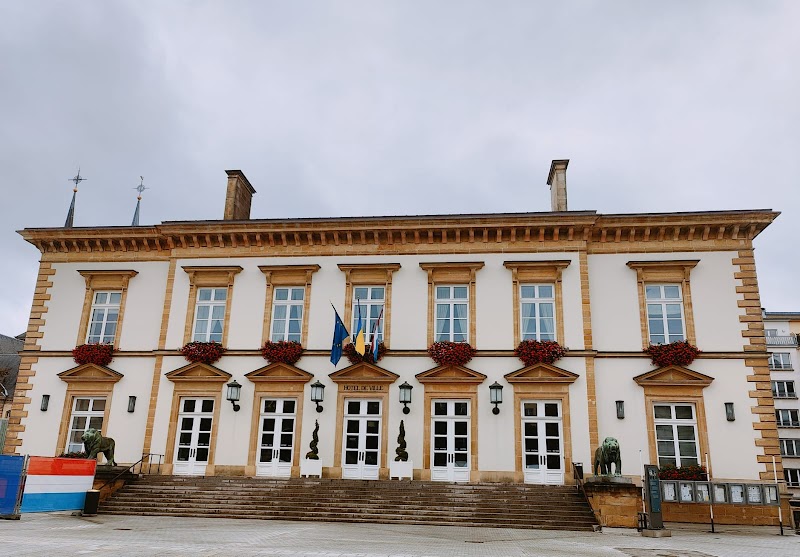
[{"left": 766, "top": 335, "right": 798, "bottom": 347}]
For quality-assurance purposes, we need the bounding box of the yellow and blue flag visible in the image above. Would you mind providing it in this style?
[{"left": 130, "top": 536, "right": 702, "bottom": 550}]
[
  {"left": 354, "top": 298, "right": 366, "bottom": 355},
  {"left": 330, "top": 304, "right": 349, "bottom": 366}
]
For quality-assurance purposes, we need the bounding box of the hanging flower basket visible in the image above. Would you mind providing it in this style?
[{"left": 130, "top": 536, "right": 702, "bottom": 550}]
[
  {"left": 343, "top": 342, "right": 387, "bottom": 365},
  {"left": 261, "top": 341, "right": 304, "bottom": 365},
  {"left": 658, "top": 464, "right": 708, "bottom": 481},
  {"left": 514, "top": 340, "right": 567, "bottom": 366},
  {"left": 180, "top": 341, "right": 226, "bottom": 364},
  {"left": 72, "top": 343, "right": 114, "bottom": 366},
  {"left": 645, "top": 341, "right": 701, "bottom": 367},
  {"left": 428, "top": 341, "right": 476, "bottom": 367}
]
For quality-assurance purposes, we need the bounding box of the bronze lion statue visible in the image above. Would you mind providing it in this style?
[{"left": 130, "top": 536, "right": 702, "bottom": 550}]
[
  {"left": 593, "top": 436, "right": 621, "bottom": 476},
  {"left": 82, "top": 428, "right": 116, "bottom": 466}
]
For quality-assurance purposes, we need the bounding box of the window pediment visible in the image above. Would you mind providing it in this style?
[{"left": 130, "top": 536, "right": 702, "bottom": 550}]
[
  {"left": 58, "top": 363, "right": 123, "bottom": 383},
  {"left": 415, "top": 364, "right": 487, "bottom": 384},
  {"left": 182, "top": 265, "right": 242, "bottom": 287},
  {"left": 78, "top": 269, "right": 138, "bottom": 290},
  {"left": 338, "top": 263, "right": 401, "bottom": 285},
  {"left": 165, "top": 362, "right": 232, "bottom": 382},
  {"left": 419, "top": 262, "right": 484, "bottom": 284},
  {"left": 627, "top": 260, "right": 699, "bottom": 282},
  {"left": 258, "top": 264, "right": 319, "bottom": 286},
  {"left": 504, "top": 363, "right": 579, "bottom": 384},
  {"left": 245, "top": 362, "right": 314, "bottom": 383},
  {"left": 503, "top": 260, "right": 570, "bottom": 282},
  {"left": 634, "top": 365, "right": 713, "bottom": 387},
  {"left": 329, "top": 362, "right": 399, "bottom": 384}
]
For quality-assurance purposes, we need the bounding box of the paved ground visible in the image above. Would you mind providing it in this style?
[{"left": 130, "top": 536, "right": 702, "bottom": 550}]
[{"left": 0, "top": 514, "right": 797, "bottom": 557}]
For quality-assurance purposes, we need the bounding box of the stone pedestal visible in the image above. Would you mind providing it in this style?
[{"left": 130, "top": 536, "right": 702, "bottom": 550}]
[{"left": 584, "top": 476, "right": 642, "bottom": 528}]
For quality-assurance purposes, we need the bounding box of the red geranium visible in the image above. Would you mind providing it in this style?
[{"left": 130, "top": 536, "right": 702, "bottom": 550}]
[
  {"left": 180, "top": 341, "right": 226, "bottom": 364},
  {"left": 645, "top": 341, "right": 701, "bottom": 367},
  {"left": 514, "top": 340, "right": 566, "bottom": 366},
  {"left": 428, "top": 341, "right": 476, "bottom": 367},
  {"left": 72, "top": 343, "right": 114, "bottom": 366},
  {"left": 261, "top": 341, "right": 304, "bottom": 365},
  {"left": 658, "top": 464, "right": 708, "bottom": 481},
  {"left": 343, "top": 342, "right": 387, "bottom": 365}
]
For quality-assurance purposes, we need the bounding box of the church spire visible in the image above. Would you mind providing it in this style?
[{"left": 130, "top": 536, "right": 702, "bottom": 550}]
[
  {"left": 131, "top": 176, "right": 147, "bottom": 226},
  {"left": 64, "top": 169, "right": 86, "bottom": 228}
]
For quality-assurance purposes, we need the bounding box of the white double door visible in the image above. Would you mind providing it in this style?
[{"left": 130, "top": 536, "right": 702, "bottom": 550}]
[
  {"left": 522, "top": 400, "right": 564, "bottom": 485},
  {"left": 174, "top": 397, "right": 214, "bottom": 476},
  {"left": 431, "top": 400, "right": 471, "bottom": 482},
  {"left": 256, "top": 398, "right": 297, "bottom": 477},
  {"left": 342, "top": 399, "right": 381, "bottom": 480}
]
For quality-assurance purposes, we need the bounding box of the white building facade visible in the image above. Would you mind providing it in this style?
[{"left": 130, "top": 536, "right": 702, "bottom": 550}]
[{"left": 4, "top": 165, "right": 786, "bottom": 496}]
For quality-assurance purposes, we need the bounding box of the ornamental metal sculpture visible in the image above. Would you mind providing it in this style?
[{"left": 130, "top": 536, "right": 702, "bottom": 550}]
[
  {"left": 593, "top": 436, "right": 621, "bottom": 476},
  {"left": 305, "top": 420, "right": 320, "bottom": 460},
  {"left": 395, "top": 420, "right": 408, "bottom": 462},
  {"left": 81, "top": 428, "right": 116, "bottom": 466}
]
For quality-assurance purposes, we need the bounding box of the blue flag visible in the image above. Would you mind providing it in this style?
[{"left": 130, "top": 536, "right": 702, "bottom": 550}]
[{"left": 330, "top": 305, "right": 350, "bottom": 366}]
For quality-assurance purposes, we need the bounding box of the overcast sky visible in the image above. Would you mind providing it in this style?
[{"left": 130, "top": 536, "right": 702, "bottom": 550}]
[{"left": 1, "top": 1, "right": 798, "bottom": 336}]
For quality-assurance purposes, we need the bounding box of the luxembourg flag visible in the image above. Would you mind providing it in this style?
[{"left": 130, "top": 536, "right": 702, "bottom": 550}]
[{"left": 21, "top": 457, "right": 97, "bottom": 512}]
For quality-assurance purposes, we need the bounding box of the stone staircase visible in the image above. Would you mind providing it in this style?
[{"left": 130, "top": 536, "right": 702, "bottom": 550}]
[{"left": 99, "top": 475, "right": 599, "bottom": 531}]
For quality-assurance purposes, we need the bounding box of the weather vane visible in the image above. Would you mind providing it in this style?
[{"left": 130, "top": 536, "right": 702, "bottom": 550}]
[
  {"left": 134, "top": 176, "right": 148, "bottom": 199},
  {"left": 68, "top": 168, "right": 86, "bottom": 191}
]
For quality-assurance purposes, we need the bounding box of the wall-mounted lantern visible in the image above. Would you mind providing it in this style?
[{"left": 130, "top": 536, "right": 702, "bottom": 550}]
[
  {"left": 616, "top": 400, "right": 625, "bottom": 419},
  {"left": 127, "top": 396, "right": 137, "bottom": 413},
  {"left": 226, "top": 380, "right": 241, "bottom": 412},
  {"left": 489, "top": 381, "right": 503, "bottom": 415},
  {"left": 310, "top": 380, "right": 325, "bottom": 413},
  {"left": 40, "top": 394, "right": 50, "bottom": 412},
  {"left": 725, "top": 402, "right": 735, "bottom": 422},
  {"left": 399, "top": 381, "right": 413, "bottom": 414}
]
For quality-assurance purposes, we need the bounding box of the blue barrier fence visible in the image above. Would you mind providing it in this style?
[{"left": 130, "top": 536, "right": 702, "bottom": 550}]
[{"left": 0, "top": 454, "right": 25, "bottom": 517}]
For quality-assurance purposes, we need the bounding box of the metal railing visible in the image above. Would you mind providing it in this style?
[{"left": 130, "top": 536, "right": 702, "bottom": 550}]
[
  {"left": 98, "top": 453, "right": 164, "bottom": 491},
  {"left": 766, "top": 335, "right": 798, "bottom": 347}
]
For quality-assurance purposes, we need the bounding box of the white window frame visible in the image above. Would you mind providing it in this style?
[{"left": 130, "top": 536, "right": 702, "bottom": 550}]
[
  {"left": 776, "top": 409, "right": 800, "bottom": 428},
  {"left": 786, "top": 468, "right": 800, "bottom": 487},
  {"left": 435, "top": 285, "right": 469, "bottom": 343},
  {"left": 769, "top": 352, "right": 792, "bottom": 370},
  {"left": 85, "top": 291, "right": 122, "bottom": 344},
  {"left": 654, "top": 403, "right": 699, "bottom": 468},
  {"left": 780, "top": 439, "right": 800, "bottom": 457},
  {"left": 645, "top": 284, "right": 686, "bottom": 345},
  {"left": 351, "top": 286, "right": 385, "bottom": 344},
  {"left": 192, "top": 287, "right": 228, "bottom": 343},
  {"left": 519, "top": 284, "right": 556, "bottom": 342},
  {"left": 772, "top": 380, "right": 797, "bottom": 399},
  {"left": 270, "top": 287, "right": 305, "bottom": 343},
  {"left": 66, "top": 397, "right": 106, "bottom": 454}
]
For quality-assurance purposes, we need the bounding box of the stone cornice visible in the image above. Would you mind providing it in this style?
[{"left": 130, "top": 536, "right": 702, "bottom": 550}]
[{"left": 18, "top": 209, "right": 779, "bottom": 256}]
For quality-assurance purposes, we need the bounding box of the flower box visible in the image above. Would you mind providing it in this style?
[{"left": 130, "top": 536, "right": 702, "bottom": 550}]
[
  {"left": 261, "top": 341, "right": 304, "bottom": 365},
  {"left": 514, "top": 340, "right": 566, "bottom": 366},
  {"left": 180, "top": 341, "right": 226, "bottom": 364},
  {"left": 72, "top": 343, "right": 114, "bottom": 366},
  {"left": 300, "top": 458, "right": 323, "bottom": 478},
  {"left": 645, "top": 341, "right": 701, "bottom": 367},
  {"left": 343, "top": 342, "right": 387, "bottom": 365},
  {"left": 658, "top": 464, "right": 708, "bottom": 481},
  {"left": 427, "top": 342, "right": 476, "bottom": 367},
  {"left": 390, "top": 459, "right": 414, "bottom": 480}
]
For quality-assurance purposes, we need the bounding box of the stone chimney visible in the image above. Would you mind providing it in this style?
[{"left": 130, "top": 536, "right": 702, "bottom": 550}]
[
  {"left": 223, "top": 170, "right": 256, "bottom": 220},
  {"left": 546, "top": 159, "right": 569, "bottom": 212}
]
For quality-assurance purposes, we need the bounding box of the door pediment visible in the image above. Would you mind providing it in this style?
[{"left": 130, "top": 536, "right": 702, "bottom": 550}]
[
  {"left": 504, "top": 363, "right": 579, "bottom": 384},
  {"left": 165, "top": 362, "right": 232, "bottom": 382},
  {"left": 415, "top": 365, "right": 487, "bottom": 384},
  {"left": 329, "top": 361, "right": 399, "bottom": 384},
  {"left": 58, "top": 363, "right": 123, "bottom": 383},
  {"left": 245, "top": 362, "right": 314, "bottom": 383},
  {"left": 633, "top": 365, "right": 713, "bottom": 387}
]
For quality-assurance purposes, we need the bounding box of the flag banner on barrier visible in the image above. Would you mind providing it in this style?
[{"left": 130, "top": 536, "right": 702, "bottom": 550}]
[
  {"left": 20, "top": 457, "right": 96, "bottom": 513},
  {"left": 0, "top": 455, "right": 25, "bottom": 516}
]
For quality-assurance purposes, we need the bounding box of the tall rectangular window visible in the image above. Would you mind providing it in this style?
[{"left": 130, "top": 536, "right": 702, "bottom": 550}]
[
  {"left": 520, "top": 284, "right": 556, "bottom": 342},
  {"left": 270, "top": 287, "right": 304, "bottom": 343},
  {"left": 772, "top": 381, "right": 797, "bottom": 399},
  {"left": 654, "top": 403, "right": 698, "bottom": 467},
  {"left": 780, "top": 439, "right": 800, "bottom": 457},
  {"left": 435, "top": 285, "right": 468, "bottom": 342},
  {"left": 769, "top": 353, "right": 792, "bottom": 370},
  {"left": 86, "top": 291, "right": 121, "bottom": 344},
  {"left": 193, "top": 287, "right": 227, "bottom": 342},
  {"left": 67, "top": 397, "right": 106, "bottom": 453},
  {"left": 645, "top": 285, "right": 685, "bottom": 345},
  {"left": 352, "top": 286, "right": 384, "bottom": 344},
  {"left": 776, "top": 409, "right": 800, "bottom": 427},
  {"left": 786, "top": 469, "right": 800, "bottom": 487}
]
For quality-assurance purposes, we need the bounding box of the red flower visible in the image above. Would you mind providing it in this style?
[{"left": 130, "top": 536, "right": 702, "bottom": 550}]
[
  {"left": 428, "top": 342, "right": 476, "bottom": 367},
  {"left": 72, "top": 343, "right": 114, "bottom": 366},
  {"left": 343, "top": 342, "right": 387, "bottom": 365},
  {"left": 261, "top": 341, "right": 304, "bottom": 365},
  {"left": 645, "top": 341, "right": 701, "bottom": 367},
  {"left": 658, "top": 464, "right": 708, "bottom": 481},
  {"left": 514, "top": 340, "right": 566, "bottom": 366},
  {"left": 180, "top": 341, "right": 226, "bottom": 364}
]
